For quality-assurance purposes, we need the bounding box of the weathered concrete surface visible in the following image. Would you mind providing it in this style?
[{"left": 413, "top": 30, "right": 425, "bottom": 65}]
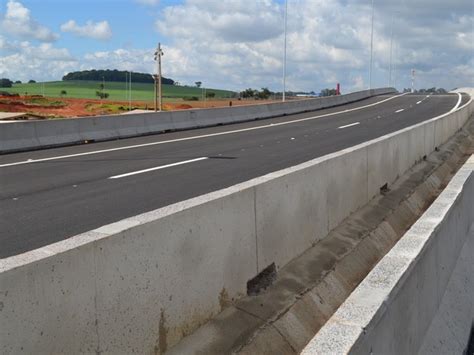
[
  {"left": 0, "top": 92, "right": 472, "bottom": 354},
  {"left": 0, "top": 88, "right": 395, "bottom": 153},
  {"left": 167, "top": 120, "right": 474, "bottom": 354},
  {"left": 0, "top": 186, "right": 259, "bottom": 354},
  {"left": 302, "top": 155, "right": 474, "bottom": 355}
]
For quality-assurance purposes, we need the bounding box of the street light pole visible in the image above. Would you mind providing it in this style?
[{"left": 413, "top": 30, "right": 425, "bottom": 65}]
[
  {"left": 369, "top": 0, "right": 374, "bottom": 90},
  {"left": 282, "top": 0, "right": 288, "bottom": 102},
  {"left": 388, "top": 15, "right": 394, "bottom": 87}
]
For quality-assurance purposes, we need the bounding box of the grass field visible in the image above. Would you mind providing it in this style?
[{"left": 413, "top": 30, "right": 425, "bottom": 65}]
[{"left": 3, "top": 81, "right": 236, "bottom": 102}]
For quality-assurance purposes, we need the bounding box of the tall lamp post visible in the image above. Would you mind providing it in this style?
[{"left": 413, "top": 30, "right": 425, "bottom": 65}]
[
  {"left": 282, "top": 0, "right": 288, "bottom": 102},
  {"left": 154, "top": 43, "right": 164, "bottom": 111},
  {"left": 388, "top": 15, "right": 394, "bottom": 87},
  {"left": 369, "top": 0, "right": 374, "bottom": 90}
]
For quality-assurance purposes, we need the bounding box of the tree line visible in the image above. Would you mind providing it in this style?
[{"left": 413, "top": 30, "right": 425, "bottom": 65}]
[
  {"left": 403, "top": 87, "right": 448, "bottom": 94},
  {"left": 62, "top": 69, "right": 175, "bottom": 85},
  {"left": 0, "top": 78, "right": 36, "bottom": 87}
]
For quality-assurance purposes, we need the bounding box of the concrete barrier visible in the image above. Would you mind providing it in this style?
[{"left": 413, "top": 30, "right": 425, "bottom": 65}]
[
  {"left": 0, "top": 88, "right": 396, "bottom": 153},
  {"left": 0, "top": 91, "right": 471, "bottom": 353},
  {"left": 302, "top": 155, "right": 474, "bottom": 355}
]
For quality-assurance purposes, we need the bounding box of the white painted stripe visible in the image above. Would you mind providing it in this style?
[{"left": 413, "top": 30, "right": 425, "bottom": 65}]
[
  {"left": 395, "top": 109, "right": 405, "bottom": 113},
  {"left": 0, "top": 93, "right": 408, "bottom": 168},
  {"left": 338, "top": 122, "right": 360, "bottom": 129},
  {"left": 108, "top": 157, "right": 208, "bottom": 179},
  {"left": 416, "top": 101, "right": 422, "bottom": 105},
  {"left": 451, "top": 93, "right": 462, "bottom": 112}
]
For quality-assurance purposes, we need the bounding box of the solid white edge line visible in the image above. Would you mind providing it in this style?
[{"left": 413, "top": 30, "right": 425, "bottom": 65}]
[
  {"left": 0, "top": 93, "right": 408, "bottom": 168},
  {"left": 338, "top": 122, "right": 360, "bottom": 129},
  {"left": 451, "top": 92, "right": 463, "bottom": 112},
  {"left": 395, "top": 109, "right": 405, "bottom": 113},
  {"left": 108, "top": 157, "right": 208, "bottom": 179}
]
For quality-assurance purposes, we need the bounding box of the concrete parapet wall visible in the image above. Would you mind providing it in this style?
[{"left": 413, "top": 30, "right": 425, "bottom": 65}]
[
  {"left": 0, "top": 88, "right": 395, "bottom": 153},
  {"left": 0, "top": 92, "right": 472, "bottom": 353},
  {"left": 302, "top": 155, "right": 474, "bottom": 354}
]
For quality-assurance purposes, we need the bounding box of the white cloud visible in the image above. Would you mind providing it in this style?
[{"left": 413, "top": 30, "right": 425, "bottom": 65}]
[
  {"left": 0, "top": 39, "right": 76, "bottom": 81},
  {"left": 1, "top": 0, "right": 58, "bottom": 42},
  {"left": 134, "top": 0, "right": 160, "bottom": 5},
  {"left": 153, "top": 0, "right": 474, "bottom": 92},
  {"left": 1, "top": 0, "right": 472, "bottom": 92},
  {"left": 61, "top": 20, "right": 112, "bottom": 41}
]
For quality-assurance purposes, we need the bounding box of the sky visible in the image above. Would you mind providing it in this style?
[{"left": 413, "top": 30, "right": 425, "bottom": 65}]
[{"left": 0, "top": 0, "right": 473, "bottom": 93}]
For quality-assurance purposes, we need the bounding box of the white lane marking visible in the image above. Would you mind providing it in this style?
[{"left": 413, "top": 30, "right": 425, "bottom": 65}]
[
  {"left": 108, "top": 157, "right": 208, "bottom": 179},
  {"left": 451, "top": 93, "right": 462, "bottom": 112},
  {"left": 395, "top": 109, "right": 405, "bottom": 113},
  {"left": 338, "top": 122, "right": 360, "bottom": 129},
  {"left": 0, "top": 93, "right": 408, "bottom": 168},
  {"left": 416, "top": 101, "right": 422, "bottom": 105}
]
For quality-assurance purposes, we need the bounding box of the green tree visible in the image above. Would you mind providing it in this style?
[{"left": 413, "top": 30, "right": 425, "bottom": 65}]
[
  {"left": 62, "top": 69, "right": 174, "bottom": 85},
  {"left": 195, "top": 81, "right": 202, "bottom": 88},
  {"left": 257, "top": 87, "right": 272, "bottom": 100},
  {"left": 28, "top": 79, "right": 36, "bottom": 83},
  {"left": 240, "top": 88, "right": 255, "bottom": 98},
  {"left": 320, "top": 88, "right": 337, "bottom": 97},
  {"left": 96, "top": 91, "right": 109, "bottom": 99},
  {"left": 60, "top": 90, "right": 67, "bottom": 97},
  {"left": 0, "top": 78, "right": 13, "bottom": 88}
]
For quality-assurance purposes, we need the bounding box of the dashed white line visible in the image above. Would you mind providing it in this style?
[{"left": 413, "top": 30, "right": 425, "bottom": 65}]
[
  {"left": 395, "top": 109, "right": 405, "bottom": 113},
  {"left": 338, "top": 122, "right": 360, "bottom": 129},
  {"left": 416, "top": 101, "right": 422, "bottom": 105},
  {"left": 0, "top": 93, "right": 408, "bottom": 168},
  {"left": 108, "top": 157, "right": 208, "bottom": 179}
]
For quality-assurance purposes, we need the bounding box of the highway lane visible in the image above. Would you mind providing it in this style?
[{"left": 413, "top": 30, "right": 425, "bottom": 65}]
[{"left": 0, "top": 93, "right": 469, "bottom": 257}]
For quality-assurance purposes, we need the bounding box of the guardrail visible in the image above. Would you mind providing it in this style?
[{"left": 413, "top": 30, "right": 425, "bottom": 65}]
[
  {"left": 0, "top": 88, "right": 395, "bottom": 153},
  {"left": 0, "top": 91, "right": 471, "bottom": 354}
]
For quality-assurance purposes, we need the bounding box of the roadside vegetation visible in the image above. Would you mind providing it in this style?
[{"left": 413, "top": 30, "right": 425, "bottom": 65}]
[{"left": 2, "top": 80, "right": 236, "bottom": 101}]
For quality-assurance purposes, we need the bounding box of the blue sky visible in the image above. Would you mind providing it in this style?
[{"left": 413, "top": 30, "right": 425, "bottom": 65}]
[
  {"left": 9, "top": 0, "right": 169, "bottom": 52},
  {"left": 0, "top": 0, "right": 473, "bottom": 92}
]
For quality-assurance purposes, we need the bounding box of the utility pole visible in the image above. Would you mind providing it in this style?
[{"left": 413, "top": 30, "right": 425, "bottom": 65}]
[
  {"left": 282, "top": 0, "right": 288, "bottom": 102},
  {"left": 388, "top": 15, "right": 394, "bottom": 87},
  {"left": 411, "top": 69, "right": 415, "bottom": 93},
  {"left": 369, "top": 0, "right": 374, "bottom": 90},
  {"left": 154, "top": 43, "right": 164, "bottom": 111}
]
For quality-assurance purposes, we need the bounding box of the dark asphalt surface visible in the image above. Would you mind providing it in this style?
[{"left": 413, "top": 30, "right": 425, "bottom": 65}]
[{"left": 0, "top": 93, "right": 469, "bottom": 258}]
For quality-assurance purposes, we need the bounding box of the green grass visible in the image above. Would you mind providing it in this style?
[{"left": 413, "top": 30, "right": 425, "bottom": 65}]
[{"left": 4, "top": 81, "right": 236, "bottom": 101}]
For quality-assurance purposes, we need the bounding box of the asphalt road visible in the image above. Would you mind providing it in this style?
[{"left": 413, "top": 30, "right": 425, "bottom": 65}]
[{"left": 0, "top": 93, "right": 469, "bottom": 258}]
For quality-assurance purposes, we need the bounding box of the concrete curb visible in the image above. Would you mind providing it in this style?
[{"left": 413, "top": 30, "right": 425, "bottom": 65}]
[{"left": 302, "top": 156, "right": 474, "bottom": 354}]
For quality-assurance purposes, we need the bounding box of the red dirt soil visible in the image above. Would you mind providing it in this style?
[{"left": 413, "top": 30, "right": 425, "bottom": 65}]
[{"left": 0, "top": 95, "right": 287, "bottom": 119}]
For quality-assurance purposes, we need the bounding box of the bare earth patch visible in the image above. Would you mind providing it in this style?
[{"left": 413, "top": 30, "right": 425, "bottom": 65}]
[{"left": 0, "top": 95, "right": 284, "bottom": 119}]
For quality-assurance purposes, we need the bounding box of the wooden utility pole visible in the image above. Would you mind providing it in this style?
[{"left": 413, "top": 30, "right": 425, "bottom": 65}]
[{"left": 154, "top": 43, "right": 164, "bottom": 111}]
